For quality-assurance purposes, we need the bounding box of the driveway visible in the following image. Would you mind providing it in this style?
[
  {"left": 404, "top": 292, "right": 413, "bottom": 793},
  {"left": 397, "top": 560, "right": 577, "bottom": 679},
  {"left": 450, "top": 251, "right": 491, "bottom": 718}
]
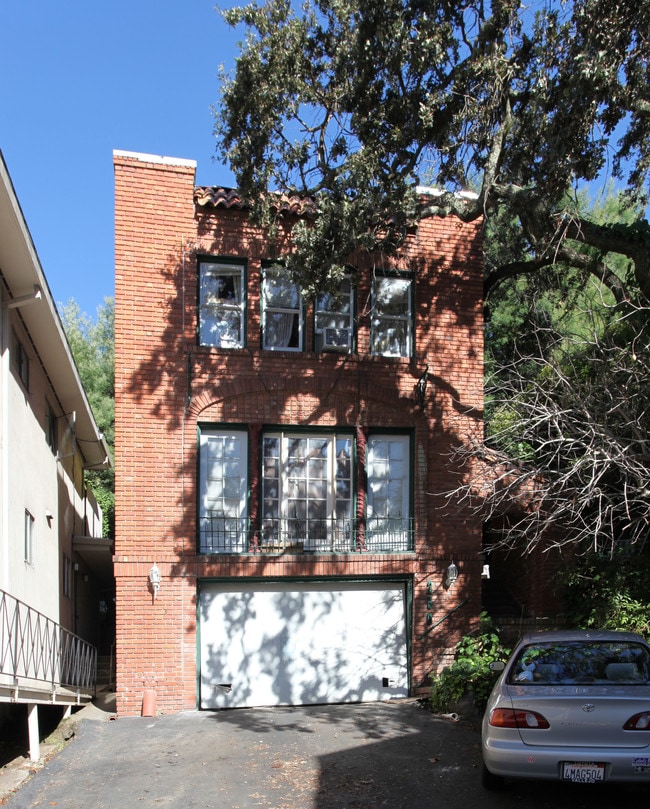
[{"left": 4, "top": 700, "right": 649, "bottom": 808}]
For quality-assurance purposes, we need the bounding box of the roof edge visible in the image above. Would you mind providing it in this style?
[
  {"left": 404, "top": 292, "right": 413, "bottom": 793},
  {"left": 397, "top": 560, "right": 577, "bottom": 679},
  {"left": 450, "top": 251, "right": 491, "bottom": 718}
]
[{"left": 113, "top": 150, "right": 197, "bottom": 169}]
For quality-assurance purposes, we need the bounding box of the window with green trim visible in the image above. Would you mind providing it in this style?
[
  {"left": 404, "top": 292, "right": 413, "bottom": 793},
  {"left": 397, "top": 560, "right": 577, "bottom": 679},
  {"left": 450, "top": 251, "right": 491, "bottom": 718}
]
[
  {"left": 370, "top": 275, "right": 413, "bottom": 358},
  {"left": 261, "top": 432, "right": 353, "bottom": 551},
  {"left": 314, "top": 278, "right": 354, "bottom": 353},
  {"left": 261, "top": 266, "right": 303, "bottom": 351},
  {"left": 198, "top": 260, "right": 246, "bottom": 348},
  {"left": 199, "top": 429, "right": 248, "bottom": 553}
]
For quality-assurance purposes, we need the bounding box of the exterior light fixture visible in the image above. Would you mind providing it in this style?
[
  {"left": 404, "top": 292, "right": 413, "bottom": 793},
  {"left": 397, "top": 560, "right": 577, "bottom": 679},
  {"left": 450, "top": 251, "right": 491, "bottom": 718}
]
[
  {"left": 445, "top": 561, "right": 459, "bottom": 589},
  {"left": 149, "top": 563, "right": 161, "bottom": 600},
  {"left": 416, "top": 364, "right": 429, "bottom": 410}
]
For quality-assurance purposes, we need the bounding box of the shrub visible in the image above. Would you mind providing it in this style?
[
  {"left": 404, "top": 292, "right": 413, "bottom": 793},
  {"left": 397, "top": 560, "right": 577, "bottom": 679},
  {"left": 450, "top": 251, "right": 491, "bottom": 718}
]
[
  {"left": 560, "top": 552, "right": 650, "bottom": 638},
  {"left": 429, "top": 613, "right": 510, "bottom": 714}
]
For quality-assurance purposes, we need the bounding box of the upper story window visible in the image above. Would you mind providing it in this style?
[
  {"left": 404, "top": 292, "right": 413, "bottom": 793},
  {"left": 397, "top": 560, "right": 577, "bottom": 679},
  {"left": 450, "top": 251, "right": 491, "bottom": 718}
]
[
  {"left": 370, "top": 274, "right": 413, "bottom": 358},
  {"left": 261, "top": 265, "right": 303, "bottom": 351},
  {"left": 314, "top": 278, "right": 354, "bottom": 353},
  {"left": 198, "top": 260, "right": 246, "bottom": 348},
  {"left": 46, "top": 401, "right": 58, "bottom": 454},
  {"left": 12, "top": 331, "right": 30, "bottom": 388},
  {"left": 24, "top": 509, "right": 34, "bottom": 565}
]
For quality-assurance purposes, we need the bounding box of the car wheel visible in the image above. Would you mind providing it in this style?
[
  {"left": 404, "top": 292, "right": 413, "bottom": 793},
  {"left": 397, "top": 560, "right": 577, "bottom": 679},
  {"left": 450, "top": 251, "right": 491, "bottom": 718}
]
[{"left": 481, "top": 763, "right": 505, "bottom": 790}]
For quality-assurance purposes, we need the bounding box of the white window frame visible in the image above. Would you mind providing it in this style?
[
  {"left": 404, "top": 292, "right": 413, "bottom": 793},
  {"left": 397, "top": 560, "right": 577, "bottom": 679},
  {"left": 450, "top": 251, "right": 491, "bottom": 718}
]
[
  {"left": 199, "top": 429, "right": 249, "bottom": 553},
  {"left": 198, "top": 260, "right": 246, "bottom": 348},
  {"left": 370, "top": 274, "right": 413, "bottom": 358},
  {"left": 261, "top": 266, "right": 304, "bottom": 351},
  {"left": 366, "top": 434, "right": 411, "bottom": 549}
]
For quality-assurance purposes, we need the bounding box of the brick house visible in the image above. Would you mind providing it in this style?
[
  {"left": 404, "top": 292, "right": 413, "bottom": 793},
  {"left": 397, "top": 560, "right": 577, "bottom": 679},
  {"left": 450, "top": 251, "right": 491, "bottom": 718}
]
[{"left": 113, "top": 149, "right": 484, "bottom": 716}]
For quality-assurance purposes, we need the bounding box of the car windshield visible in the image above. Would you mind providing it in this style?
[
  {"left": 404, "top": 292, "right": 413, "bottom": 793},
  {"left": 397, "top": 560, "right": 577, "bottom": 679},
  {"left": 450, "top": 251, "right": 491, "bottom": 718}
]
[{"left": 508, "top": 640, "right": 650, "bottom": 685}]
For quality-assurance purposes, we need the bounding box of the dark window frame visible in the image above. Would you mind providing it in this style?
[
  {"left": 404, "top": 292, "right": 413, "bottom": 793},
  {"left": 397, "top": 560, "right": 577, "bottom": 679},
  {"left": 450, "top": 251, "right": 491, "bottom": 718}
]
[
  {"left": 197, "top": 257, "right": 247, "bottom": 349},
  {"left": 370, "top": 271, "right": 414, "bottom": 358},
  {"left": 260, "top": 263, "right": 304, "bottom": 352}
]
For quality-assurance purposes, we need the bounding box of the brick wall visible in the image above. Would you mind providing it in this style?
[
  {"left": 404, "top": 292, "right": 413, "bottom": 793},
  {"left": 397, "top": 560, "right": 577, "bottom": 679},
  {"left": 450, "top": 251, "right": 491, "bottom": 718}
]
[{"left": 114, "top": 151, "right": 484, "bottom": 715}]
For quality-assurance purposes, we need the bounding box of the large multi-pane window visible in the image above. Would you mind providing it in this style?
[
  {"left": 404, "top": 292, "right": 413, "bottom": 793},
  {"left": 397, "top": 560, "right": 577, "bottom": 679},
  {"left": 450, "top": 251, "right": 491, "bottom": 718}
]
[
  {"left": 261, "top": 433, "right": 353, "bottom": 551},
  {"left": 261, "top": 266, "right": 303, "bottom": 351},
  {"left": 199, "top": 429, "right": 248, "bottom": 553},
  {"left": 199, "top": 260, "right": 245, "bottom": 348},
  {"left": 314, "top": 278, "right": 354, "bottom": 353},
  {"left": 370, "top": 275, "right": 413, "bottom": 358},
  {"left": 198, "top": 428, "right": 412, "bottom": 554}
]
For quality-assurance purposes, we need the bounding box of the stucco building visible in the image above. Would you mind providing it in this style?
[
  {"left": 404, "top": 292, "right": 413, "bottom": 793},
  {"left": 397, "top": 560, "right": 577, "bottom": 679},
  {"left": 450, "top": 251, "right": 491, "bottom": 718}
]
[{"left": 0, "top": 151, "right": 112, "bottom": 757}]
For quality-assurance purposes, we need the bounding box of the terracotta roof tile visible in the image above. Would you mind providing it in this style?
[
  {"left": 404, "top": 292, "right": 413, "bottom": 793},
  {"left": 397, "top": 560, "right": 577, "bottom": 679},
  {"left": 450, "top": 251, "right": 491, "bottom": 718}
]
[{"left": 194, "top": 186, "right": 316, "bottom": 216}]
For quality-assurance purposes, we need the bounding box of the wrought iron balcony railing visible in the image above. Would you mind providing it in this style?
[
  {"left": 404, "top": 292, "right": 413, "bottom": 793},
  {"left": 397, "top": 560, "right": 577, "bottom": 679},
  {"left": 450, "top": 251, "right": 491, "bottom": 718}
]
[
  {"left": 0, "top": 589, "right": 96, "bottom": 699},
  {"left": 199, "top": 514, "right": 414, "bottom": 554}
]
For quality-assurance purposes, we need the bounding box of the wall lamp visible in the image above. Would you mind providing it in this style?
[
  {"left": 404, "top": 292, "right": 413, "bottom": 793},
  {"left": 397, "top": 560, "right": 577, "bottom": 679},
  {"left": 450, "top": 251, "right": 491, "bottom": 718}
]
[
  {"left": 148, "top": 563, "right": 161, "bottom": 600},
  {"left": 416, "top": 364, "right": 429, "bottom": 410},
  {"left": 445, "top": 561, "right": 459, "bottom": 589},
  {"left": 7, "top": 285, "right": 42, "bottom": 309}
]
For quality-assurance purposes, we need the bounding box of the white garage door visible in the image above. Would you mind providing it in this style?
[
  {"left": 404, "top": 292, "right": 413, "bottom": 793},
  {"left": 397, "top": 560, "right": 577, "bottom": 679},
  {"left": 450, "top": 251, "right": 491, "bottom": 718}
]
[{"left": 199, "top": 580, "right": 409, "bottom": 709}]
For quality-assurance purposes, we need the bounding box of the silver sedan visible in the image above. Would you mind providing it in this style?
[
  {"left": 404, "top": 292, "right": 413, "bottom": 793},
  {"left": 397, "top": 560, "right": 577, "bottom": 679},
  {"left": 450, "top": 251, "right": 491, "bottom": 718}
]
[{"left": 481, "top": 629, "right": 650, "bottom": 789}]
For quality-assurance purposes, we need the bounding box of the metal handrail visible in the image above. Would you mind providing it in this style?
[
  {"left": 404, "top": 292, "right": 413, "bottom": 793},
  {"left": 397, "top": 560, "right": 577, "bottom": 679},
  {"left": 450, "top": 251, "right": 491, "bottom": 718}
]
[
  {"left": 199, "top": 514, "right": 415, "bottom": 554},
  {"left": 0, "top": 589, "right": 97, "bottom": 693}
]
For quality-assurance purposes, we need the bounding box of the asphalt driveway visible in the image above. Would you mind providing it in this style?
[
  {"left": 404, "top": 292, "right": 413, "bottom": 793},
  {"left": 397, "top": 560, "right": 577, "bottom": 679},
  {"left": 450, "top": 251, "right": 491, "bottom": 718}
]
[{"left": 4, "top": 700, "right": 649, "bottom": 809}]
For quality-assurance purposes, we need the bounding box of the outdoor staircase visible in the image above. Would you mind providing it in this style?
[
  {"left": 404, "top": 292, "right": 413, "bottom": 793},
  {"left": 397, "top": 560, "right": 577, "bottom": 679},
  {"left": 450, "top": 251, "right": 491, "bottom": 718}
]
[{"left": 95, "top": 653, "right": 115, "bottom": 691}]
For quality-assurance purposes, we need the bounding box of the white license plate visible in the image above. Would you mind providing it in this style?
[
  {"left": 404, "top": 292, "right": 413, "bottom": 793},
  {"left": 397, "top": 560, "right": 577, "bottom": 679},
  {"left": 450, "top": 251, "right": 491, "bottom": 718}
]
[{"left": 562, "top": 762, "right": 605, "bottom": 783}]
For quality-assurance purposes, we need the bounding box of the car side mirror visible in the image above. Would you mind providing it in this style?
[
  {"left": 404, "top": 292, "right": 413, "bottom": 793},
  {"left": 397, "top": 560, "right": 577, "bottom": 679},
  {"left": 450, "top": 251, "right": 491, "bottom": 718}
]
[{"left": 489, "top": 661, "right": 505, "bottom": 672}]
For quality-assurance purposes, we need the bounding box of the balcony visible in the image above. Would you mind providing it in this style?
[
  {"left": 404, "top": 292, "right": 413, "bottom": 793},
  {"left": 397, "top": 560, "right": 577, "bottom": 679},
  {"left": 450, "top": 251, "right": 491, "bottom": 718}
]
[
  {"left": 0, "top": 589, "right": 96, "bottom": 705},
  {"left": 199, "top": 515, "right": 414, "bottom": 555}
]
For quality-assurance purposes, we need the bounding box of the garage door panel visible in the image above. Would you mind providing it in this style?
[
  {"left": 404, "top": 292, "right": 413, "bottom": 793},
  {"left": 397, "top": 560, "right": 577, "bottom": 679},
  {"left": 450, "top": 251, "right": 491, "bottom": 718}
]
[{"left": 199, "top": 581, "right": 408, "bottom": 709}]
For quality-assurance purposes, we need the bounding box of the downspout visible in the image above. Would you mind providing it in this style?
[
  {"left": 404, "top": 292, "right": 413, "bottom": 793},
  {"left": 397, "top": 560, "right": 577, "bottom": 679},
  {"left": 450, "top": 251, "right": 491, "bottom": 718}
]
[
  {"left": 181, "top": 240, "right": 188, "bottom": 709},
  {"left": 355, "top": 426, "right": 367, "bottom": 551}
]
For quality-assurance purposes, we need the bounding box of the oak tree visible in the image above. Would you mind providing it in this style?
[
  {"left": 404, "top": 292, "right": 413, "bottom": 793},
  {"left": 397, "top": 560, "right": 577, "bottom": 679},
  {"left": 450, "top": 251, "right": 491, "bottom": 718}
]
[{"left": 215, "top": 0, "right": 650, "bottom": 301}]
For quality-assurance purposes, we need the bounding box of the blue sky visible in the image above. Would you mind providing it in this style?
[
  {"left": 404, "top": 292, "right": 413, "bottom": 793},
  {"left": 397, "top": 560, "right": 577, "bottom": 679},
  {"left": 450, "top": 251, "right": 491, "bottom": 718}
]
[{"left": 1, "top": 0, "right": 239, "bottom": 317}]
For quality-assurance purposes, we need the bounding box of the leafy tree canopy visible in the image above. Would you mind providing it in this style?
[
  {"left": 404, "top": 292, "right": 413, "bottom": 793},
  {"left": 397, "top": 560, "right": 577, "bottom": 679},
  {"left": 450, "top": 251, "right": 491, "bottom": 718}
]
[
  {"left": 61, "top": 298, "right": 115, "bottom": 538},
  {"left": 442, "top": 188, "right": 649, "bottom": 558},
  {"left": 215, "top": 0, "right": 650, "bottom": 300}
]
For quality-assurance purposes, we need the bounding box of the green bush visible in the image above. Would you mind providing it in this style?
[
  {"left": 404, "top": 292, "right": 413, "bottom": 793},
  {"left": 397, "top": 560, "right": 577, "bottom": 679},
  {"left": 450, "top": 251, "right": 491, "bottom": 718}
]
[
  {"left": 429, "top": 614, "right": 510, "bottom": 714},
  {"left": 560, "top": 553, "right": 650, "bottom": 638}
]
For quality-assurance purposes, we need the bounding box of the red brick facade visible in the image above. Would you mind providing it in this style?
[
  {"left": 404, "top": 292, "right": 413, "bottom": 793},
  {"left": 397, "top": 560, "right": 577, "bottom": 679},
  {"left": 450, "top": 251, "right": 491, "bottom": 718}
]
[{"left": 113, "top": 150, "right": 485, "bottom": 716}]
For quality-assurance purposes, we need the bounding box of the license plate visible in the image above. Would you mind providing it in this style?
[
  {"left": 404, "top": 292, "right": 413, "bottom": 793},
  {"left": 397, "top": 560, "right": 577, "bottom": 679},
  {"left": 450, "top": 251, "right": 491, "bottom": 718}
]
[{"left": 562, "top": 762, "right": 605, "bottom": 783}]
